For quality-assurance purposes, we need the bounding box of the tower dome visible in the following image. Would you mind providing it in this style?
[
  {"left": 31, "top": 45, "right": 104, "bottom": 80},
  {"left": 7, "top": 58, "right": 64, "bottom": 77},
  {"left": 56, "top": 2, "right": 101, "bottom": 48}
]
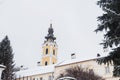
[{"left": 45, "top": 24, "right": 56, "bottom": 41}]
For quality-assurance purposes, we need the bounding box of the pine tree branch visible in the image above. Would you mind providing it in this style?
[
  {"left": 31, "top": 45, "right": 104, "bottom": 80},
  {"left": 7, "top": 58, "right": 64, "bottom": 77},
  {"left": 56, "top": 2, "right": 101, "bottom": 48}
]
[{"left": 104, "top": 8, "right": 120, "bottom": 16}]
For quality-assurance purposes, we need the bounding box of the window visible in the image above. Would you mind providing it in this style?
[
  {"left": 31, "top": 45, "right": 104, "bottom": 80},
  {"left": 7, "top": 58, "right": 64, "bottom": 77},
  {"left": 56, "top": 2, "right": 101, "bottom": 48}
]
[
  {"left": 46, "top": 48, "right": 48, "bottom": 54},
  {"left": 45, "top": 61, "right": 48, "bottom": 66},
  {"left": 49, "top": 76, "right": 52, "bottom": 80},
  {"left": 26, "top": 76, "right": 28, "bottom": 80},
  {"left": 53, "top": 50, "right": 55, "bottom": 55},
  {"left": 52, "top": 76, "right": 54, "bottom": 79},
  {"left": 46, "top": 44, "right": 48, "bottom": 46},
  {"left": 105, "top": 66, "right": 110, "bottom": 74},
  {"left": 36, "top": 78, "right": 39, "bottom": 80},
  {"left": 33, "top": 78, "right": 35, "bottom": 80},
  {"left": 23, "top": 76, "right": 25, "bottom": 80},
  {"left": 30, "top": 77, "right": 32, "bottom": 80},
  {"left": 40, "top": 77, "right": 42, "bottom": 80}
]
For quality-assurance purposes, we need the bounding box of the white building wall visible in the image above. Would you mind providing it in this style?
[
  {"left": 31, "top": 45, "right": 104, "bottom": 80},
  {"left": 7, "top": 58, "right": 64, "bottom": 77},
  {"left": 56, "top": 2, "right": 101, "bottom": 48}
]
[{"left": 54, "top": 59, "right": 117, "bottom": 80}]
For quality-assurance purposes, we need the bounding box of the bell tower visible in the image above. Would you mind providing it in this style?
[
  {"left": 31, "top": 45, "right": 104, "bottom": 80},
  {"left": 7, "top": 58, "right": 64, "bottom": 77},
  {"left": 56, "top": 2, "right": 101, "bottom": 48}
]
[{"left": 41, "top": 23, "right": 58, "bottom": 66}]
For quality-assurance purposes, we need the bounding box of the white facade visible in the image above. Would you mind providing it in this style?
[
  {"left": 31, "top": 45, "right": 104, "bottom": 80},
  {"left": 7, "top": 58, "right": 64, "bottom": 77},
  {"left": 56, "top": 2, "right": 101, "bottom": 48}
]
[{"left": 16, "top": 57, "right": 120, "bottom": 80}]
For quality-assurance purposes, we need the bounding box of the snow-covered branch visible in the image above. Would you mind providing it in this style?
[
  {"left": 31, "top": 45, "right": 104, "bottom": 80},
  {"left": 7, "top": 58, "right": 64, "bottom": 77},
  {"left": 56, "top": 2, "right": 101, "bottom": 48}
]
[{"left": 104, "top": 8, "right": 120, "bottom": 16}]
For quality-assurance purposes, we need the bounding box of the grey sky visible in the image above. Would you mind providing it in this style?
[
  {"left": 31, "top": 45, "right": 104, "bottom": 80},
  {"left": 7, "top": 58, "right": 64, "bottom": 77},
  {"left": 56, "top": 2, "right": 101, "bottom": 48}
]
[{"left": 0, "top": 0, "right": 106, "bottom": 67}]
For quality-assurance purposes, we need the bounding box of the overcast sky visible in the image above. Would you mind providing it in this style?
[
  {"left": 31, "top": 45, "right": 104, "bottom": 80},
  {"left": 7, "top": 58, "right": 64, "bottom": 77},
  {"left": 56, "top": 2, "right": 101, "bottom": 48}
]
[{"left": 0, "top": 0, "right": 107, "bottom": 68}]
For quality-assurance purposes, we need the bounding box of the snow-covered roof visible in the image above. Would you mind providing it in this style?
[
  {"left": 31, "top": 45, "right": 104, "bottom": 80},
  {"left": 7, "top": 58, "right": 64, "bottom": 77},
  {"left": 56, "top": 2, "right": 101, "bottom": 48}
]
[
  {"left": 56, "top": 57, "right": 97, "bottom": 67},
  {"left": 56, "top": 52, "right": 108, "bottom": 67},
  {"left": 15, "top": 54, "right": 106, "bottom": 78},
  {"left": 16, "top": 65, "right": 55, "bottom": 78}
]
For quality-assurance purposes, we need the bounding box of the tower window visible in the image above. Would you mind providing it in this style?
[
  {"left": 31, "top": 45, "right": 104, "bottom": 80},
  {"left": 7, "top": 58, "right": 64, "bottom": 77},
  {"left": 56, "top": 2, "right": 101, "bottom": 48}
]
[
  {"left": 53, "top": 50, "right": 55, "bottom": 55},
  {"left": 45, "top": 61, "right": 48, "bottom": 66},
  {"left": 46, "top": 44, "right": 48, "bottom": 46},
  {"left": 46, "top": 48, "right": 48, "bottom": 54}
]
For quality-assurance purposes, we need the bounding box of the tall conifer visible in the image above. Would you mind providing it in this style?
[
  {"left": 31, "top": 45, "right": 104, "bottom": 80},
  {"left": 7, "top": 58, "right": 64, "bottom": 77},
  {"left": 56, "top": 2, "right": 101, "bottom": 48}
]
[
  {"left": 0, "top": 36, "right": 15, "bottom": 80},
  {"left": 95, "top": 0, "right": 120, "bottom": 77}
]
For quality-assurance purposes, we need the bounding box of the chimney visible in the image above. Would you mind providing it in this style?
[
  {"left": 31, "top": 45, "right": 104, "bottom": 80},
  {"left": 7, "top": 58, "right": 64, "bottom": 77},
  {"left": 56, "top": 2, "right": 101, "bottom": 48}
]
[
  {"left": 37, "top": 61, "right": 41, "bottom": 66},
  {"left": 20, "top": 65, "right": 28, "bottom": 70},
  {"left": 97, "top": 53, "right": 100, "bottom": 57},
  {"left": 71, "top": 53, "right": 76, "bottom": 59}
]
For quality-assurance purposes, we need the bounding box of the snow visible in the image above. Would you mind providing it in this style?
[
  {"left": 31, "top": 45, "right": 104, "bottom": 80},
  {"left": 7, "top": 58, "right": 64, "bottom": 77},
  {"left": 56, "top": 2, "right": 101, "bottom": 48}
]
[
  {"left": 0, "top": 65, "right": 6, "bottom": 68},
  {"left": 56, "top": 52, "right": 108, "bottom": 67},
  {"left": 15, "top": 54, "right": 106, "bottom": 78},
  {"left": 105, "top": 8, "right": 120, "bottom": 16},
  {"left": 15, "top": 57, "right": 98, "bottom": 78},
  {"left": 16, "top": 65, "right": 55, "bottom": 78},
  {"left": 57, "top": 76, "right": 76, "bottom": 80},
  {"left": 56, "top": 56, "right": 99, "bottom": 67}
]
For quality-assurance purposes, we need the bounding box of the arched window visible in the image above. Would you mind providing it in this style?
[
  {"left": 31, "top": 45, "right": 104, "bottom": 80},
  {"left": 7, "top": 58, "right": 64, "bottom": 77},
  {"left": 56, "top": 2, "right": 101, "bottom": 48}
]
[
  {"left": 45, "top": 61, "right": 48, "bottom": 66},
  {"left": 53, "top": 50, "right": 55, "bottom": 55},
  {"left": 46, "top": 48, "right": 48, "bottom": 54}
]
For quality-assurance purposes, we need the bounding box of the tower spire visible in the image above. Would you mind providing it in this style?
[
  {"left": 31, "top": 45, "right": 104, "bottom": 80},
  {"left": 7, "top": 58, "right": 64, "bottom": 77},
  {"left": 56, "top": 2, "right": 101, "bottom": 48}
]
[
  {"left": 50, "top": 19, "right": 52, "bottom": 28},
  {"left": 45, "top": 23, "right": 56, "bottom": 41},
  {"left": 50, "top": 23, "right": 52, "bottom": 28},
  {"left": 41, "top": 23, "right": 58, "bottom": 66}
]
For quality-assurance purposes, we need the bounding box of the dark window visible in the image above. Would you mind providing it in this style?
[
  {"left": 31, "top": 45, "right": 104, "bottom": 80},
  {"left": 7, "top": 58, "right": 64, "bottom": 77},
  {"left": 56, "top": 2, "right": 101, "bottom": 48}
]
[
  {"left": 49, "top": 76, "right": 52, "bottom": 80},
  {"left": 53, "top": 50, "right": 55, "bottom": 55},
  {"left": 26, "top": 76, "right": 28, "bottom": 80},
  {"left": 33, "top": 78, "right": 35, "bottom": 80},
  {"left": 45, "top": 61, "right": 48, "bottom": 66},
  {"left": 40, "top": 77, "right": 42, "bottom": 80},
  {"left": 30, "top": 77, "right": 32, "bottom": 80},
  {"left": 46, "top": 44, "right": 48, "bottom": 46},
  {"left": 46, "top": 48, "right": 48, "bottom": 54},
  {"left": 52, "top": 76, "right": 54, "bottom": 79},
  {"left": 53, "top": 62, "right": 54, "bottom": 64}
]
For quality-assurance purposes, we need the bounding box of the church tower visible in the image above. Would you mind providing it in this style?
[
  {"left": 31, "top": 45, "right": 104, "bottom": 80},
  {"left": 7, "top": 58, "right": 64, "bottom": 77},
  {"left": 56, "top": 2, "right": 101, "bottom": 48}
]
[{"left": 41, "top": 24, "right": 58, "bottom": 66}]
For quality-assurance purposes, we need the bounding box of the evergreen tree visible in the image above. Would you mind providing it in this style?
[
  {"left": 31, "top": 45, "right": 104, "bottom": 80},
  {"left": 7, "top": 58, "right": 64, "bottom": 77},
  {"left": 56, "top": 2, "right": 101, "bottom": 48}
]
[
  {"left": 95, "top": 0, "right": 120, "bottom": 77},
  {"left": 0, "top": 36, "right": 15, "bottom": 80}
]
